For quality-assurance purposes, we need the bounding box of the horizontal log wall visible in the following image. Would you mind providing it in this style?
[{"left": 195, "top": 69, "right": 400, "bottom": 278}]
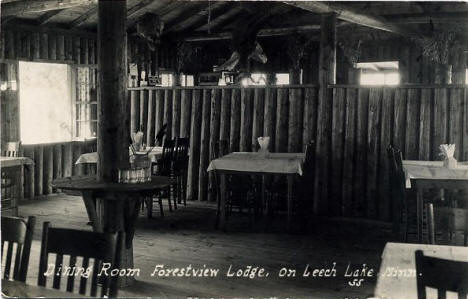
[
  {"left": 128, "top": 85, "right": 319, "bottom": 202},
  {"left": 21, "top": 140, "right": 96, "bottom": 200}
]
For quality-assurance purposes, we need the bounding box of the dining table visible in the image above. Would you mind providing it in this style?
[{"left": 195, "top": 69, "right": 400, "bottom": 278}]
[
  {"left": 0, "top": 156, "right": 34, "bottom": 216},
  {"left": 207, "top": 152, "right": 305, "bottom": 232},
  {"left": 374, "top": 242, "right": 468, "bottom": 299},
  {"left": 2, "top": 279, "right": 81, "bottom": 297},
  {"left": 52, "top": 175, "right": 174, "bottom": 287},
  {"left": 75, "top": 146, "right": 164, "bottom": 165},
  {"left": 403, "top": 160, "right": 468, "bottom": 243}
]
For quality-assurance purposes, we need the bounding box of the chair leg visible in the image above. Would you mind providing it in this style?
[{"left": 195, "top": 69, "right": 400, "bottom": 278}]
[
  {"left": 167, "top": 187, "right": 173, "bottom": 212},
  {"left": 173, "top": 183, "right": 178, "bottom": 210},
  {"left": 158, "top": 194, "right": 164, "bottom": 218},
  {"left": 426, "top": 203, "right": 435, "bottom": 244},
  {"left": 146, "top": 197, "right": 153, "bottom": 219}
]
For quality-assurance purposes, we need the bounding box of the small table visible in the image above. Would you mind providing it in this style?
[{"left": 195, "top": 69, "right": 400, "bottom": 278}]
[
  {"left": 2, "top": 279, "right": 81, "bottom": 297},
  {"left": 0, "top": 156, "right": 34, "bottom": 216},
  {"left": 207, "top": 152, "right": 305, "bottom": 231},
  {"left": 403, "top": 160, "right": 468, "bottom": 243},
  {"left": 75, "top": 147, "right": 164, "bottom": 164},
  {"left": 374, "top": 242, "right": 468, "bottom": 299},
  {"left": 52, "top": 175, "right": 174, "bottom": 286}
]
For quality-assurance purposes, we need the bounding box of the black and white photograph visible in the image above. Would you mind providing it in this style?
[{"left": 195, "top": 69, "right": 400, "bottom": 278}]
[{"left": 1, "top": 0, "right": 468, "bottom": 298}]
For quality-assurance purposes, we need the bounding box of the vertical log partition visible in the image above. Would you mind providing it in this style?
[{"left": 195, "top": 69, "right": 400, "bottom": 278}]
[
  {"left": 21, "top": 140, "right": 96, "bottom": 199},
  {"left": 18, "top": 85, "right": 468, "bottom": 223},
  {"left": 127, "top": 85, "right": 467, "bottom": 222}
]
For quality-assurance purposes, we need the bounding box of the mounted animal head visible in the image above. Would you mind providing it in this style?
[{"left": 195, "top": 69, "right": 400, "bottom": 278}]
[{"left": 135, "top": 13, "right": 164, "bottom": 51}]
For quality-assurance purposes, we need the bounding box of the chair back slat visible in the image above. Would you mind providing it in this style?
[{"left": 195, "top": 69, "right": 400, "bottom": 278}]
[
  {"left": 4, "top": 243, "right": 14, "bottom": 279},
  {"left": 79, "top": 258, "right": 90, "bottom": 295},
  {"left": 53, "top": 254, "right": 63, "bottom": 289},
  {"left": 90, "top": 260, "right": 100, "bottom": 297},
  {"left": 12, "top": 245, "right": 22, "bottom": 280},
  {"left": 38, "top": 222, "right": 120, "bottom": 297},
  {"left": 174, "top": 137, "right": 189, "bottom": 171},
  {"left": 67, "top": 256, "right": 77, "bottom": 292},
  {"left": 415, "top": 250, "right": 468, "bottom": 298},
  {"left": 1, "top": 216, "right": 35, "bottom": 282},
  {"left": 158, "top": 139, "right": 175, "bottom": 175}
]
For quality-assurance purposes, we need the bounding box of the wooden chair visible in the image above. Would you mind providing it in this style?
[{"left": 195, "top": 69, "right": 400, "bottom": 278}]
[
  {"left": 1, "top": 216, "right": 35, "bottom": 282},
  {"left": 427, "top": 205, "right": 468, "bottom": 246},
  {"left": 415, "top": 249, "right": 468, "bottom": 298},
  {"left": 2, "top": 141, "right": 21, "bottom": 157},
  {"left": 173, "top": 137, "right": 189, "bottom": 206},
  {"left": 147, "top": 138, "right": 176, "bottom": 218},
  {"left": 387, "top": 145, "right": 410, "bottom": 241},
  {"left": 38, "top": 222, "right": 122, "bottom": 297},
  {"left": 155, "top": 123, "right": 167, "bottom": 146}
]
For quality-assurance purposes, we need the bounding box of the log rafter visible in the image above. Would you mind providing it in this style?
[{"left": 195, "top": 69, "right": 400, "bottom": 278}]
[
  {"left": 285, "top": 1, "right": 418, "bottom": 37},
  {"left": 1, "top": 0, "right": 96, "bottom": 17}
]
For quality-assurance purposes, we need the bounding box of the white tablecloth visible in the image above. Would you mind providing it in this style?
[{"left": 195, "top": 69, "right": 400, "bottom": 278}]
[
  {"left": 75, "top": 147, "right": 164, "bottom": 164},
  {"left": 207, "top": 152, "right": 305, "bottom": 175},
  {"left": 0, "top": 156, "right": 34, "bottom": 168},
  {"left": 403, "top": 160, "right": 468, "bottom": 188}
]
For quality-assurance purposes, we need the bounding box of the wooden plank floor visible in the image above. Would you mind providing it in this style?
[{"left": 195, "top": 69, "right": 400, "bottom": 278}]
[{"left": 13, "top": 194, "right": 393, "bottom": 298}]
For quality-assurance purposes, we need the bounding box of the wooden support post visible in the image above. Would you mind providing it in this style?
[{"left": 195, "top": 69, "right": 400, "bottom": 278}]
[
  {"left": 172, "top": 89, "right": 181, "bottom": 138},
  {"left": 314, "top": 13, "right": 336, "bottom": 215},
  {"left": 97, "top": 0, "right": 129, "bottom": 182},
  {"left": 252, "top": 88, "right": 264, "bottom": 152},
  {"left": 34, "top": 145, "right": 44, "bottom": 196}
]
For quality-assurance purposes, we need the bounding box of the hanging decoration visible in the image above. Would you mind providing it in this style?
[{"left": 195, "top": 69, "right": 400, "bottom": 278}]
[
  {"left": 337, "top": 27, "right": 362, "bottom": 65},
  {"left": 135, "top": 13, "right": 164, "bottom": 51}
]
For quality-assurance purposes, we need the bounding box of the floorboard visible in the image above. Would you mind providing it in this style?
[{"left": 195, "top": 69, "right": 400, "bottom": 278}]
[{"left": 10, "top": 194, "right": 393, "bottom": 298}]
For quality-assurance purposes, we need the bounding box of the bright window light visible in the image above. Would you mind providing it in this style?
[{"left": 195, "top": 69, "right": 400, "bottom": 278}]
[
  {"left": 275, "top": 73, "right": 290, "bottom": 85},
  {"left": 161, "top": 74, "right": 173, "bottom": 86},
  {"left": 180, "top": 74, "right": 194, "bottom": 87},
  {"left": 360, "top": 72, "right": 400, "bottom": 86},
  {"left": 250, "top": 73, "right": 267, "bottom": 86},
  {"left": 19, "top": 61, "right": 73, "bottom": 144},
  {"left": 357, "top": 61, "right": 400, "bottom": 86}
]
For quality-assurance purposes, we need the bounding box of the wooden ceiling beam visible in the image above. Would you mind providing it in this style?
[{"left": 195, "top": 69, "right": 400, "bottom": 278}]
[
  {"left": 37, "top": 9, "right": 65, "bottom": 25},
  {"left": 127, "top": 0, "right": 158, "bottom": 19},
  {"left": 177, "top": 2, "right": 238, "bottom": 34},
  {"left": 127, "top": 1, "right": 184, "bottom": 28},
  {"left": 1, "top": 0, "right": 96, "bottom": 17},
  {"left": 285, "top": 1, "right": 418, "bottom": 37},
  {"left": 185, "top": 25, "right": 321, "bottom": 42},
  {"left": 163, "top": 2, "right": 208, "bottom": 33},
  {"left": 68, "top": 6, "right": 97, "bottom": 28},
  {"left": 385, "top": 12, "right": 468, "bottom": 24}
]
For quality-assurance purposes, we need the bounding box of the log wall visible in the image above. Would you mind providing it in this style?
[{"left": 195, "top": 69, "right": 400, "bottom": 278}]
[
  {"left": 21, "top": 139, "right": 96, "bottom": 199},
  {"left": 129, "top": 85, "right": 468, "bottom": 222},
  {"left": 128, "top": 85, "right": 319, "bottom": 202}
]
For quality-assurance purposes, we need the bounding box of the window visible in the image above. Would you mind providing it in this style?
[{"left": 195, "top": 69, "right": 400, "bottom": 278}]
[
  {"left": 180, "top": 74, "right": 194, "bottom": 87},
  {"left": 275, "top": 73, "right": 290, "bottom": 85},
  {"left": 19, "top": 61, "right": 73, "bottom": 144},
  {"left": 357, "top": 61, "right": 400, "bottom": 86},
  {"left": 74, "top": 67, "right": 97, "bottom": 140},
  {"left": 240, "top": 73, "right": 267, "bottom": 86}
]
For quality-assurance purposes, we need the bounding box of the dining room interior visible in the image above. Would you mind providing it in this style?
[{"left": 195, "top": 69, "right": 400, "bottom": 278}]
[{"left": 1, "top": 0, "right": 468, "bottom": 298}]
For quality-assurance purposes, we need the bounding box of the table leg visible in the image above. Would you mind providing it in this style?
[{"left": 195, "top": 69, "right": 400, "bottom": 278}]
[
  {"left": 416, "top": 188, "right": 423, "bottom": 243},
  {"left": 82, "top": 191, "right": 102, "bottom": 233},
  {"left": 287, "top": 175, "right": 293, "bottom": 232},
  {"left": 219, "top": 173, "right": 227, "bottom": 231}
]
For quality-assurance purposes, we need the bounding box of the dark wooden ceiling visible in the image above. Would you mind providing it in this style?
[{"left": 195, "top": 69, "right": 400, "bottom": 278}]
[{"left": 1, "top": 1, "right": 468, "bottom": 41}]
